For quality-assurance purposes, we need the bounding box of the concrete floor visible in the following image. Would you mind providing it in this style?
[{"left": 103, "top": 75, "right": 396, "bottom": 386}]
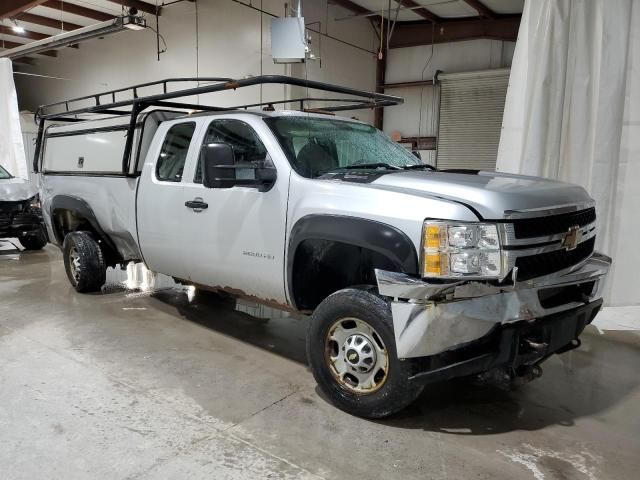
[{"left": 1, "top": 243, "right": 639, "bottom": 480}]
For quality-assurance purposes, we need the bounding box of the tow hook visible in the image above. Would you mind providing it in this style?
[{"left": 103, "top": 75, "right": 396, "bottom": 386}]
[{"left": 475, "top": 364, "right": 544, "bottom": 388}]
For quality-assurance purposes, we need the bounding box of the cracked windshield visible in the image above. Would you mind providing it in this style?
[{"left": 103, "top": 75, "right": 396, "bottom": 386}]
[{"left": 265, "top": 116, "right": 423, "bottom": 178}]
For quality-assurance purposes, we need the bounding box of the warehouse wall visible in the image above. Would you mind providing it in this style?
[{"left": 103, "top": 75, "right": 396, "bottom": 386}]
[
  {"left": 14, "top": 0, "right": 378, "bottom": 124},
  {"left": 382, "top": 40, "right": 515, "bottom": 163}
]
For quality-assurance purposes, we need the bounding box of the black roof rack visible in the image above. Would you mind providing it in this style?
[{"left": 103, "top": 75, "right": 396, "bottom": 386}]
[
  {"left": 33, "top": 75, "right": 404, "bottom": 174},
  {"left": 35, "top": 75, "right": 403, "bottom": 120}
]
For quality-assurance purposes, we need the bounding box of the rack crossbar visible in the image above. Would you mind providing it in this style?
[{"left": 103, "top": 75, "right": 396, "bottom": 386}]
[{"left": 36, "top": 75, "right": 403, "bottom": 120}]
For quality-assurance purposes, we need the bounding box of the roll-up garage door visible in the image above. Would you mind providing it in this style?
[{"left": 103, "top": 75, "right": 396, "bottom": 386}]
[{"left": 436, "top": 68, "right": 510, "bottom": 171}]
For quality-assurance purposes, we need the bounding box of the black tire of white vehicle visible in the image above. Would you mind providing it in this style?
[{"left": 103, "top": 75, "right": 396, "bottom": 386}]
[
  {"left": 63, "top": 231, "right": 106, "bottom": 293},
  {"left": 19, "top": 229, "right": 47, "bottom": 250},
  {"left": 306, "top": 288, "right": 424, "bottom": 418}
]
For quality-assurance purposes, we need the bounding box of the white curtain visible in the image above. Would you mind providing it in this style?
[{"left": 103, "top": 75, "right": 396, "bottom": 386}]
[
  {"left": 0, "top": 59, "right": 28, "bottom": 179},
  {"left": 496, "top": 0, "right": 639, "bottom": 307}
]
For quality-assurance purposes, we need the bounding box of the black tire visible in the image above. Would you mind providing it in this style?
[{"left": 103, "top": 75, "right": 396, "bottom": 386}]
[
  {"left": 19, "top": 229, "right": 47, "bottom": 250},
  {"left": 306, "top": 288, "right": 424, "bottom": 418},
  {"left": 63, "top": 231, "right": 106, "bottom": 293}
]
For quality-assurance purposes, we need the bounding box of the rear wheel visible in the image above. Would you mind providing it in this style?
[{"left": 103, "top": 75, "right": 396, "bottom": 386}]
[
  {"left": 19, "top": 229, "right": 47, "bottom": 250},
  {"left": 63, "top": 231, "right": 106, "bottom": 293},
  {"left": 306, "top": 288, "right": 423, "bottom": 418}
]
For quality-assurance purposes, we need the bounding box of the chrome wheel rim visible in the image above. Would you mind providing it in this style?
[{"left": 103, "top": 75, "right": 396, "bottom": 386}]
[
  {"left": 325, "top": 317, "right": 389, "bottom": 394},
  {"left": 69, "top": 247, "right": 81, "bottom": 283}
]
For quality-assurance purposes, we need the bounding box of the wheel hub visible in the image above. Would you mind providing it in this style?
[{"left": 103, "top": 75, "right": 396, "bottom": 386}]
[
  {"left": 69, "top": 247, "right": 81, "bottom": 282},
  {"left": 344, "top": 334, "right": 376, "bottom": 373},
  {"left": 325, "top": 317, "right": 389, "bottom": 394}
]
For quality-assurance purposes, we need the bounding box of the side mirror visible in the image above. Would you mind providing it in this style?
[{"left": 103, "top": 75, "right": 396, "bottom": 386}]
[
  {"left": 412, "top": 150, "right": 422, "bottom": 160},
  {"left": 201, "top": 143, "right": 236, "bottom": 189},
  {"left": 201, "top": 143, "right": 277, "bottom": 191}
]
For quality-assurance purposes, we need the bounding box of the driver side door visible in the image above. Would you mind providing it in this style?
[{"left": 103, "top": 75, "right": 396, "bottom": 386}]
[{"left": 180, "top": 118, "right": 289, "bottom": 304}]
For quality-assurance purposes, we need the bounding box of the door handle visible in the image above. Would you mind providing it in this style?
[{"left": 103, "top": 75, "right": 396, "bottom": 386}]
[{"left": 185, "top": 199, "right": 208, "bottom": 211}]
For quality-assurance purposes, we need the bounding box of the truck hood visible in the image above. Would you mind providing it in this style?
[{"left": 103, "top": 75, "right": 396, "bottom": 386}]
[
  {"left": 0, "top": 177, "right": 38, "bottom": 202},
  {"left": 370, "top": 170, "right": 592, "bottom": 219}
]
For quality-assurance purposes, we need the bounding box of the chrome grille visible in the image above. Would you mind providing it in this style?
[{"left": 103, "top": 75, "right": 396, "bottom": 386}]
[
  {"left": 500, "top": 204, "right": 598, "bottom": 281},
  {"left": 514, "top": 237, "right": 596, "bottom": 281}
]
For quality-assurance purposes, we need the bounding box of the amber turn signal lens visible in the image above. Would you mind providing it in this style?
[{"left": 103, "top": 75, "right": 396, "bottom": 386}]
[
  {"left": 425, "top": 253, "right": 442, "bottom": 275},
  {"left": 425, "top": 225, "right": 441, "bottom": 249}
]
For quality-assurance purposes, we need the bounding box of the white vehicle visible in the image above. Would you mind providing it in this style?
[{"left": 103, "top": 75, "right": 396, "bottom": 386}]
[
  {"left": 35, "top": 77, "right": 610, "bottom": 418},
  {"left": 0, "top": 163, "right": 47, "bottom": 250}
]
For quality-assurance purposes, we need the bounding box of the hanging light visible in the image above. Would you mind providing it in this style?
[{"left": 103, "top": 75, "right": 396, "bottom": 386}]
[
  {"left": 0, "top": 15, "right": 146, "bottom": 59},
  {"left": 12, "top": 20, "right": 25, "bottom": 34}
]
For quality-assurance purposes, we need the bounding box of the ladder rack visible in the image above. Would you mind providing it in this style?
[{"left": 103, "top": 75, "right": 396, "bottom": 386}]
[{"left": 33, "top": 75, "right": 404, "bottom": 174}]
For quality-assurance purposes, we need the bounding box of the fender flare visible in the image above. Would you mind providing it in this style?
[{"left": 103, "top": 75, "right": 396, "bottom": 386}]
[
  {"left": 287, "top": 214, "right": 419, "bottom": 306},
  {"left": 49, "top": 195, "right": 119, "bottom": 257}
]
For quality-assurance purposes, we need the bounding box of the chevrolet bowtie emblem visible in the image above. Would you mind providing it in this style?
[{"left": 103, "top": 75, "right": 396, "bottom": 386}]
[{"left": 562, "top": 225, "right": 582, "bottom": 251}]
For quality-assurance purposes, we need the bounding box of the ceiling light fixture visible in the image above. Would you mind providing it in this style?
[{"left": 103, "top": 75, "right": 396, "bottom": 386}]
[
  {"left": 12, "top": 20, "right": 25, "bottom": 34},
  {"left": 0, "top": 15, "right": 147, "bottom": 59}
]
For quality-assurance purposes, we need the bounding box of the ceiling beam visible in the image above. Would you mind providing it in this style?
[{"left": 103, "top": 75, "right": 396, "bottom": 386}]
[
  {"left": 329, "top": 0, "right": 372, "bottom": 16},
  {"left": 0, "top": 39, "right": 56, "bottom": 56},
  {"left": 0, "top": 1, "right": 48, "bottom": 19},
  {"left": 106, "top": 1, "right": 161, "bottom": 16},
  {"left": 0, "top": 24, "right": 78, "bottom": 47},
  {"left": 12, "top": 12, "right": 83, "bottom": 31},
  {"left": 42, "top": 1, "right": 115, "bottom": 22},
  {"left": 462, "top": 0, "right": 497, "bottom": 19},
  {"left": 389, "top": 15, "right": 521, "bottom": 48},
  {"left": 395, "top": 0, "right": 441, "bottom": 23}
]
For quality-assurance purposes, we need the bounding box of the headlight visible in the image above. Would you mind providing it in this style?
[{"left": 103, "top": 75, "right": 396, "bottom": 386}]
[{"left": 422, "top": 221, "right": 503, "bottom": 279}]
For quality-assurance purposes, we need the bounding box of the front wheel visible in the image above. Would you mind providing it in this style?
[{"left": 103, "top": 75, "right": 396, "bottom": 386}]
[
  {"left": 306, "top": 288, "right": 423, "bottom": 418},
  {"left": 63, "top": 231, "right": 106, "bottom": 293}
]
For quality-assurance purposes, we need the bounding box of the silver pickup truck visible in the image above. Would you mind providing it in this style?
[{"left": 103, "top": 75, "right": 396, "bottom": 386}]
[{"left": 34, "top": 76, "right": 610, "bottom": 418}]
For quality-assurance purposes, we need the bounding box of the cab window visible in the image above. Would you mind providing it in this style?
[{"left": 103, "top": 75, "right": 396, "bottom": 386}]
[
  {"left": 194, "top": 119, "right": 267, "bottom": 183},
  {"left": 156, "top": 122, "right": 196, "bottom": 182}
]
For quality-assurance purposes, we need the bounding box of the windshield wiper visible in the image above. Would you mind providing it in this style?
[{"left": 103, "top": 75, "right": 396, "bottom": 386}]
[
  {"left": 402, "top": 164, "right": 437, "bottom": 171},
  {"left": 332, "top": 162, "right": 403, "bottom": 171}
]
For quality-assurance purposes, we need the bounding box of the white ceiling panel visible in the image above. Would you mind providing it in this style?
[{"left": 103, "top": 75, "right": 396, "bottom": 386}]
[
  {"left": 29, "top": 6, "right": 99, "bottom": 27},
  {"left": 56, "top": 1, "right": 125, "bottom": 16},
  {"left": 343, "top": 0, "right": 523, "bottom": 20},
  {"left": 480, "top": 0, "right": 524, "bottom": 14},
  {"left": 341, "top": 0, "right": 424, "bottom": 22},
  {"left": 421, "top": 1, "right": 477, "bottom": 18}
]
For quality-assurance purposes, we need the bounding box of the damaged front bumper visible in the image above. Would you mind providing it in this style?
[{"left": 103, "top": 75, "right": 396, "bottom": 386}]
[{"left": 375, "top": 252, "right": 611, "bottom": 363}]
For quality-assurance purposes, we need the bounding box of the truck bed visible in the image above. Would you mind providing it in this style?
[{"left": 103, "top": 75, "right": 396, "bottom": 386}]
[
  {"left": 41, "top": 174, "right": 141, "bottom": 260},
  {"left": 39, "top": 110, "right": 183, "bottom": 261}
]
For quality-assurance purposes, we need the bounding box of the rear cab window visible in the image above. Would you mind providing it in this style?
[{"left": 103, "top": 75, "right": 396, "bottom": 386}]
[{"left": 156, "top": 122, "right": 196, "bottom": 182}]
